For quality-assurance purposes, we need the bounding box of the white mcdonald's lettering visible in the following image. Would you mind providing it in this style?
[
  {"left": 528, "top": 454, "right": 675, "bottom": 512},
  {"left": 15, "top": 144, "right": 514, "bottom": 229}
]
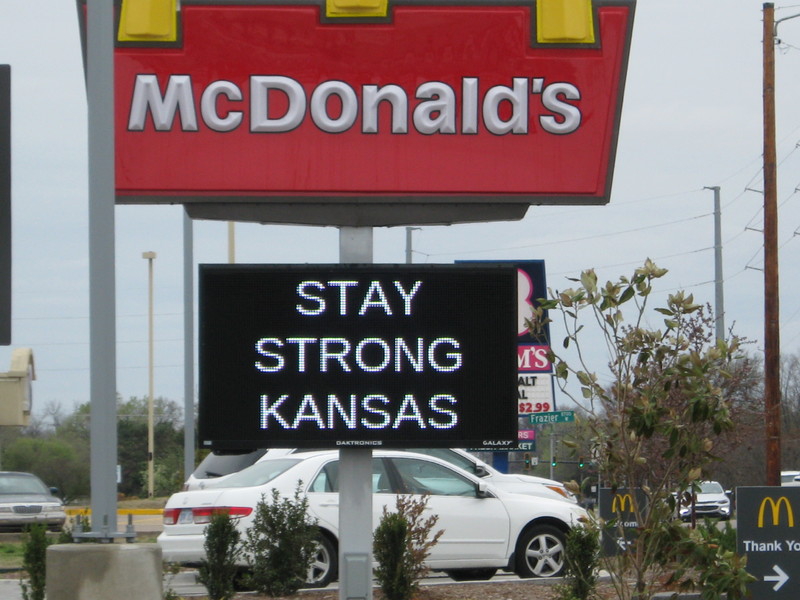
[{"left": 127, "top": 75, "right": 582, "bottom": 136}]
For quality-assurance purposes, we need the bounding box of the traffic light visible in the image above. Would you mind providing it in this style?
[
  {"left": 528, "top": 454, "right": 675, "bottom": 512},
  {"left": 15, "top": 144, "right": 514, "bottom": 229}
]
[
  {"left": 523, "top": 453, "right": 532, "bottom": 471},
  {"left": 551, "top": 456, "right": 557, "bottom": 467},
  {"left": 579, "top": 456, "right": 585, "bottom": 468}
]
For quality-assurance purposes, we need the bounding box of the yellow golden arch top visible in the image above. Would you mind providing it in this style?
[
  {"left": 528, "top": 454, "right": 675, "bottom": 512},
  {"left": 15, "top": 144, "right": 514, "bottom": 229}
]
[
  {"left": 612, "top": 493, "right": 635, "bottom": 513},
  {"left": 758, "top": 496, "right": 795, "bottom": 528},
  {"left": 117, "top": 0, "right": 595, "bottom": 42}
]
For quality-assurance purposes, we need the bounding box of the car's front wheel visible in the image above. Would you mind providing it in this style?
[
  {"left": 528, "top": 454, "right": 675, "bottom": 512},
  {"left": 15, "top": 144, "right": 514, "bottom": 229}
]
[
  {"left": 306, "top": 535, "right": 337, "bottom": 588},
  {"left": 514, "top": 524, "right": 566, "bottom": 578}
]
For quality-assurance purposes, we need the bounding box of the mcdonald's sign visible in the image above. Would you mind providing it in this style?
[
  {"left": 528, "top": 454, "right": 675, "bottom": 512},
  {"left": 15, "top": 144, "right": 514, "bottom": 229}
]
[
  {"left": 598, "top": 488, "right": 647, "bottom": 557},
  {"left": 77, "top": 0, "right": 635, "bottom": 227},
  {"left": 737, "top": 487, "right": 800, "bottom": 599},
  {"left": 758, "top": 496, "right": 795, "bottom": 528}
]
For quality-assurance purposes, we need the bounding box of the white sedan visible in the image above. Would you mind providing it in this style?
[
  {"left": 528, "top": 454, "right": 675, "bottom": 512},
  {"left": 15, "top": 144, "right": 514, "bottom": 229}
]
[
  {"left": 159, "top": 450, "right": 587, "bottom": 586},
  {"left": 185, "top": 447, "right": 577, "bottom": 504}
]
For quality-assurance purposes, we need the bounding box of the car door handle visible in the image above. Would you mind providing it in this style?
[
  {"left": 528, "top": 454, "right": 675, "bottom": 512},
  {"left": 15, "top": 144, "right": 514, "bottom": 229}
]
[{"left": 319, "top": 501, "right": 340, "bottom": 508}]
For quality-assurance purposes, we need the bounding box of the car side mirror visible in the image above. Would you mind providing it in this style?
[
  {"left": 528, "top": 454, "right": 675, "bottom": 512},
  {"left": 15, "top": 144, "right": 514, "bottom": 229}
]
[
  {"left": 49, "top": 487, "right": 60, "bottom": 497},
  {"left": 474, "top": 465, "right": 490, "bottom": 478},
  {"left": 476, "top": 481, "right": 491, "bottom": 498}
]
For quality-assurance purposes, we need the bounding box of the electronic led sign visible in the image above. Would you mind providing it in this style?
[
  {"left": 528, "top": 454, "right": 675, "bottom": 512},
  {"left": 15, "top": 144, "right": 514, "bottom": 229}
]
[{"left": 198, "top": 264, "right": 518, "bottom": 450}]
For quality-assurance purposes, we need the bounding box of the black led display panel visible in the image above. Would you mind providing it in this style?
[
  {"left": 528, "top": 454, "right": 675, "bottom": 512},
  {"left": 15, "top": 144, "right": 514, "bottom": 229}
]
[{"left": 198, "top": 264, "right": 518, "bottom": 450}]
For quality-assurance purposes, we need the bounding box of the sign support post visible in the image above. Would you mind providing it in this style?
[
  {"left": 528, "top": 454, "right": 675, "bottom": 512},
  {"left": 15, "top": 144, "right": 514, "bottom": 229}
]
[
  {"left": 338, "top": 227, "right": 374, "bottom": 600},
  {"left": 86, "top": 0, "right": 121, "bottom": 539},
  {"left": 0, "top": 65, "right": 9, "bottom": 346}
]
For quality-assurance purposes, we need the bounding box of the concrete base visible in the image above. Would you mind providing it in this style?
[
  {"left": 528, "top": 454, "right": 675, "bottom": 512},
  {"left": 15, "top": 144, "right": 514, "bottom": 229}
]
[{"left": 46, "top": 543, "right": 162, "bottom": 600}]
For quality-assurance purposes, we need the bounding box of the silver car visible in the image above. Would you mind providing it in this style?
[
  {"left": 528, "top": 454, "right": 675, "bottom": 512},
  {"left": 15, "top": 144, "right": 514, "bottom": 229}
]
[{"left": 0, "top": 471, "right": 66, "bottom": 531}]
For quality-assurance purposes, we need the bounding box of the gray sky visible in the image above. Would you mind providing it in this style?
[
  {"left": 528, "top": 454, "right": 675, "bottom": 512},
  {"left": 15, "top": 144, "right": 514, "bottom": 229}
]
[{"left": 1, "top": 1, "right": 800, "bottom": 419}]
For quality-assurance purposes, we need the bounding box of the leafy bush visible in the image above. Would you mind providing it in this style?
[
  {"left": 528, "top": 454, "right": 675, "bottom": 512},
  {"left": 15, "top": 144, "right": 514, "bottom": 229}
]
[
  {"left": 243, "top": 484, "right": 318, "bottom": 596},
  {"left": 373, "top": 495, "right": 443, "bottom": 600},
  {"left": 20, "top": 523, "right": 48, "bottom": 600},
  {"left": 557, "top": 523, "right": 600, "bottom": 600},
  {"left": 529, "top": 262, "right": 753, "bottom": 600},
  {"left": 198, "top": 510, "right": 242, "bottom": 600}
]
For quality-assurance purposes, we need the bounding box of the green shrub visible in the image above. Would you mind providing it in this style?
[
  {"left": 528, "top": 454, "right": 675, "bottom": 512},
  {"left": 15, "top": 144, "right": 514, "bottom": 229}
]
[
  {"left": 20, "top": 523, "right": 48, "bottom": 600},
  {"left": 198, "top": 510, "right": 242, "bottom": 600},
  {"left": 243, "top": 484, "right": 318, "bottom": 597},
  {"left": 374, "top": 513, "right": 413, "bottom": 600},
  {"left": 373, "top": 495, "right": 443, "bottom": 600},
  {"left": 557, "top": 523, "right": 600, "bottom": 600}
]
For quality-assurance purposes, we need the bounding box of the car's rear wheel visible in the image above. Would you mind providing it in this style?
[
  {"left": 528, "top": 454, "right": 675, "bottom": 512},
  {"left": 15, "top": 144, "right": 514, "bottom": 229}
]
[
  {"left": 306, "top": 534, "right": 337, "bottom": 588},
  {"left": 514, "top": 524, "right": 566, "bottom": 578},
  {"left": 444, "top": 568, "right": 497, "bottom": 581}
]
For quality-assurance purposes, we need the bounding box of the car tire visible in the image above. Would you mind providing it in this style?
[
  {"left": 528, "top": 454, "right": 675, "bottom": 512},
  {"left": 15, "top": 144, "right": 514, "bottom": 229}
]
[
  {"left": 514, "top": 524, "right": 567, "bottom": 578},
  {"left": 444, "top": 568, "right": 497, "bottom": 581},
  {"left": 306, "top": 534, "right": 337, "bottom": 588}
]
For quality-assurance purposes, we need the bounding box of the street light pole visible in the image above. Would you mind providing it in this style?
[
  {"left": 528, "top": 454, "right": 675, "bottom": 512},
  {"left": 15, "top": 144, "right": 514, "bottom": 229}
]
[{"left": 142, "top": 251, "right": 157, "bottom": 498}]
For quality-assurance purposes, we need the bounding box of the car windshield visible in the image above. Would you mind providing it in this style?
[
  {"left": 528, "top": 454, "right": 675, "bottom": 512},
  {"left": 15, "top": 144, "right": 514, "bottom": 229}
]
[
  {"left": 0, "top": 474, "right": 49, "bottom": 495},
  {"left": 699, "top": 481, "right": 724, "bottom": 494},
  {"left": 205, "top": 458, "right": 301, "bottom": 489}
]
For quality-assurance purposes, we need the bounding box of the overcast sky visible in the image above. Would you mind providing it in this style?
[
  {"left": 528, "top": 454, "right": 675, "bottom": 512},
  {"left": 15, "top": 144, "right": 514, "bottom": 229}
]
[{"left": 1, "top": 1, "right": 800, "bottom": 421}]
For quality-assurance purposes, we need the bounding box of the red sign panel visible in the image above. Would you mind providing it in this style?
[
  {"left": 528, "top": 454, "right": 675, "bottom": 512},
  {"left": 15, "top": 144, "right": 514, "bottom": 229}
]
[{"left": 83, "top": 1, "right": 634, "bottom": 222}]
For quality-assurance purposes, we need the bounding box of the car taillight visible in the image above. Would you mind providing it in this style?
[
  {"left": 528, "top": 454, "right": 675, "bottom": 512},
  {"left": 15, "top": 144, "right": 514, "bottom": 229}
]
[
  {"left": 163, "top": 508, "right": 181, "bottom": 525},
  {"left": 192, "top": 506, "right": 253, "bottom": 524}
]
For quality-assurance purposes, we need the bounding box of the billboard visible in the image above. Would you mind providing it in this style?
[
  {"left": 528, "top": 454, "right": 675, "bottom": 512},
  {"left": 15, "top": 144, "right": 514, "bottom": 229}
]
[
  {"left": 198, "top": 264, "right": 518, "bottom": 450},
  {"left": 78, "top": 0, "right": 635, "bottom": 226}
]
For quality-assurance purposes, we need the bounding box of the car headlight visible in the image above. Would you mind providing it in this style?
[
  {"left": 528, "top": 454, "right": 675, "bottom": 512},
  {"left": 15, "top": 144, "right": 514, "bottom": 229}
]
[{"left": 0, "top": 507, "right": 13, "bottom": 513}]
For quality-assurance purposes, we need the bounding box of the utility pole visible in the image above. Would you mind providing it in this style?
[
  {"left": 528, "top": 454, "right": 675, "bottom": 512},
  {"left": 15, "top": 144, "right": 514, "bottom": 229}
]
[
  {"left": 761, "top": 2, "right": 800, "bottom": 486},
  {"left": 763, "top": 3, "right": 781, "bottom": 486},
  {"left": 705, "top": 186, "right": 725, "bottom": 341}
]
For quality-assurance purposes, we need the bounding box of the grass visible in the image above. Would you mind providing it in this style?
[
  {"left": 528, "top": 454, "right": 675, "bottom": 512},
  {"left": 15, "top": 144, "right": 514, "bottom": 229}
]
[{"left": 0, "top": 542, "right": 24, "bottom": 569}]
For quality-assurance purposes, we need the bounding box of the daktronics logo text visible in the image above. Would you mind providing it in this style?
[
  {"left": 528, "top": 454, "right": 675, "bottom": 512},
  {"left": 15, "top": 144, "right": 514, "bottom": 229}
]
[
  {"left": 757, "top": 496, "right": 795, "bottom": 527},
  {"left": 127, "top": 75, "right": 582, "bottom": 136}
]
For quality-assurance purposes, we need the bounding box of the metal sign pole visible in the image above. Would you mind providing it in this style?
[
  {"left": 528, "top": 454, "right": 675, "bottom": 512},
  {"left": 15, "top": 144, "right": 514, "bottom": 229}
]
[
  {"left": 338, "top": 226, "right": 373, "bottom": 600},
  {"left": 86, "top": 0, "right": 119, "bottom": 539},
  {"left": 0, "top": 65, "right": 10, "bottom": 347}
]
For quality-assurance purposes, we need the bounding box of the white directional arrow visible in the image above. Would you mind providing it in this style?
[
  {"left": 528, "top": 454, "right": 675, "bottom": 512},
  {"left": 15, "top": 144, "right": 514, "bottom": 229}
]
[{"left": 765, "top": 565, "right": 789, "bottom": 591}]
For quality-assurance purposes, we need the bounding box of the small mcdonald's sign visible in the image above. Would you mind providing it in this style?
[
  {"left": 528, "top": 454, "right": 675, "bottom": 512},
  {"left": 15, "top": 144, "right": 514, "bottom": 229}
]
[
  {"left": 598, "top": 487, "right": 647, "bottom": 557},
  {"left": 737, "top": 487, "right": 800, "bottom": 598}
]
